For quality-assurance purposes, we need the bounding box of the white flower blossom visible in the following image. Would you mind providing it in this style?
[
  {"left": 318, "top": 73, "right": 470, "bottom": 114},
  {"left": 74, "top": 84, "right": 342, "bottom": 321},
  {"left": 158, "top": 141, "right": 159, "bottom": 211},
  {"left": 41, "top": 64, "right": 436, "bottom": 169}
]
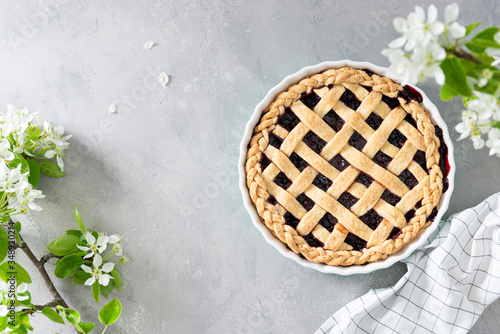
[
  {"left": 0, "top": 162, "right": 29, "bottom": 194},
  {"left": 0, "top": 139, "right": 14, "bottom": 161},
  {"left": 0, "top": 105, "right": 35, "bottom": 138},
  {"left": 16, "top": 185, "right": 45, "bottom": 211},
  {"left": 444, "top": 3, "right": 466, "bottom": 39},
  {"left": 486, "top": 128, "right": 500, "bottom": 156},
  {"left": 389, "top": 5, "right": 444, "bottom": 52},
  {"left": 467, "top": 91, "right": 500, "bottom": 121},
  {"left": 0, "top": 282, "right": 30, "bottom": 302},
  {"left": 42, "top": 122, "right": 71, "bottom": 171},
  {"left": 108, "top": 234, "right": 122, "bottom": 244},
  {"left": 77, "top": 232, "right": 109, "bottom": 259},
  {"left": 81, "top": 254, "right": 114, "bottom": 286}
]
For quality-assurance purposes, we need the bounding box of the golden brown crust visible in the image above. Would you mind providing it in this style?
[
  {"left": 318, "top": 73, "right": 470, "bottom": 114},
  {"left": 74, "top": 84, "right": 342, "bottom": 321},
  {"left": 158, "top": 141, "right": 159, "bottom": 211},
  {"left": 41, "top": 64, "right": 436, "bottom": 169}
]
[{"left": 245, "top": 67, "right": 443, "bottom": 266}]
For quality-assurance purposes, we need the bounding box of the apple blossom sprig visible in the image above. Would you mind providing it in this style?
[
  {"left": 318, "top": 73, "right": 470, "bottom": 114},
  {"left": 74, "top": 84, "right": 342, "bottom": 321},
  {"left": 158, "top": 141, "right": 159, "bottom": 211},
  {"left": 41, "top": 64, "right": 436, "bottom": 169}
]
[
  {"left": 382, "top": 3, "right": 500, "bottom": 157},
  {"left": 46, "top": 205, "right": 127, "bottom": 305},
  {"left": 0, "top": 105, "right": 70, "bottom": 221}
]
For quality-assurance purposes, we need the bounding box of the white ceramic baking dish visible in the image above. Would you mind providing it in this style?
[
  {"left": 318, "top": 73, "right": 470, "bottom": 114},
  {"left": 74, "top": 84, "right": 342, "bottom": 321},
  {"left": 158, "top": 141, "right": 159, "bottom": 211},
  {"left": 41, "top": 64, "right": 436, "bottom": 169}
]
[{"left": 238, "top": 60, "right": 455, "bottom": 275}]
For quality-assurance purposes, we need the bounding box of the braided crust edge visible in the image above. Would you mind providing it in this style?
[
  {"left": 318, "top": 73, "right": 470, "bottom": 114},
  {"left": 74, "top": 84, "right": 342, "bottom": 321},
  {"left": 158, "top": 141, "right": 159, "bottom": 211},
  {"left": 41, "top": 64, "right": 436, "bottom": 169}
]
[{"left": 245, "top": 67, "right": 444, "bottom": 266}]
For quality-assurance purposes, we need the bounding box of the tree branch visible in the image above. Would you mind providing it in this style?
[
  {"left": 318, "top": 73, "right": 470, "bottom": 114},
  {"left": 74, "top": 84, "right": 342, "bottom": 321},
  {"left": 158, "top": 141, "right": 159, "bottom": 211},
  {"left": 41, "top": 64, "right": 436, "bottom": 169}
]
[
  {"left": 22, "top": 299, "right": 66, "bottom": 313},
  {"left": 18, "top": 233, "right": 69, "bottom": 309},
  {"left": 451, "top": 47, "right": 482, "bottom": 64}
]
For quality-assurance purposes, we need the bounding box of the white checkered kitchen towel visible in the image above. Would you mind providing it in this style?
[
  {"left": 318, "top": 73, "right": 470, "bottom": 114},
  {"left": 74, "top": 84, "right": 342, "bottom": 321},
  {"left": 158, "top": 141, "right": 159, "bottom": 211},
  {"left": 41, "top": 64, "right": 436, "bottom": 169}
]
[{"left": 316, "top": 192, "right": 500, "bottom": 334}]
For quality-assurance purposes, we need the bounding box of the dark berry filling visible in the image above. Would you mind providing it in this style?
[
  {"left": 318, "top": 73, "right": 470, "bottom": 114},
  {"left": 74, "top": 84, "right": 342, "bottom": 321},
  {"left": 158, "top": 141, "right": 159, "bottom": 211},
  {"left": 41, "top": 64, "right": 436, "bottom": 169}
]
[
  {"left": 381, "top": 95, "right": 401, "bottom": 110},
  {"left": 284, "top": 212, "right": 299, "bottom": 229},
  {"left": 361, "top": 85, "right": 373, "bottom": 92},
  {"left": 398, "top": 169, "right": 419, "bottom": 189},
  {"left": 381, "top": 189, "right": 401, "bottom": 206},
  {"left": 337, "top": 192, "right": 358, "bottom": 210},
  {"left": 365, "top": 112, "right": 384, "bottom": 130},
  {"left": 340, "top": 89, "right": 361, "bottom": 110},
  {"left": 413, "top": 150, "right": 427, "bottom": 172},
  {"left": 260, "top": 154, "right": 271, "bottom": 171},
  {"left": 267, "top": 195, "right": 278, "bottom": 205},
  {"left": 404, "top": 113, "right": 418, "bottom": 129},
  {"left": 405, "top": 209, "right": 415, "bottom": 223},
  {"left": 274, "top": 172, "right": 292, "bottom": 189},
  {"left": 304, "top": 233, "right": 324, "bottom": 248},
  {"left": 269, "top": 132, "right": 283, "bottom": 148},
  {"left": 434, "top": 126, "right": 449, "bottom": 193},
  {"left": 398, "top": 85, "right": 423, "bottom": 103},
  {"left": 359, "top": 209, "right": 384, "bottom": 230},
  {"left": 329, "top": 154, "right": 350, "bottom": 171},
  {"left": 318, "top": 212, "right": 338, "bottom": 232},
  {"left": 373, "top": 151, "right": 392, "bottom": 168},
  {"left": 344, "top": 233, "right": 367, "bottom": 251},
  {"left": 388, "top": 129, "right": 407, "bottom": 149},
  {"left": 415, "top": 200, "right": 422, "bottom": 209},
  {"left": 302, "top": 131, "right": 327, "bottom": 154},
  {"left": 296, "top": 193, "right": 315, "bottom": 211},
  {"left": 323, "top": 109, "right": 345, "bottom": 132},
  {"left": 348, "top": 131, "right": 367, "bottom": 151},
  {"left": 355, "top": 172, "right": 374, "bottom": 187},
  {"left": 289, "top": 152, "right": 308, "bottom": 172},
  {"left": 387, "top": 227, "right": 401, "bottom": 239},
  {"left": 362, "top": 69, "right": 376, "bottom": 77},
  {"left": 300, "top": 91, "right": 322, "bottom": 110},
  {"left": 312, "top": 173, "right": 333, "bottom": 191},
  {"left": 427, "top": 208, "right": 438, "bottom": 222},
  {"left": 277, "top": 108, "right": 301, "bottom": 132}
]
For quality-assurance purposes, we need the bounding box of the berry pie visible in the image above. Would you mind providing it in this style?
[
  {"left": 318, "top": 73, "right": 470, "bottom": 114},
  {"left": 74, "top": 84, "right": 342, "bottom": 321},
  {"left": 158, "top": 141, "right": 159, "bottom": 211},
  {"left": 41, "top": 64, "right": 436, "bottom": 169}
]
[{"left": 245, "top": 67, "right": 449, "bottom": 266}]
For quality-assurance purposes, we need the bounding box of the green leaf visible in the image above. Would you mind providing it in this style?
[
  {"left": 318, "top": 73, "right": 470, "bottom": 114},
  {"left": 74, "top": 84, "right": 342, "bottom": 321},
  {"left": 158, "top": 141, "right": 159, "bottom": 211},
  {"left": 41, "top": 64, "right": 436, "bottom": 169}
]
[
  {"left": 20, "top": 313, "right": 33, "bottom": 331},
  {"left": 99, "top": 298, "right": 122, "bottom": 326},
  {"left": 492, "top": 120, "right": 500, "bottom": 129},
  {"left": 440, "top": 84, "right": 453, "bottom": 101},
  {"left": 42, "top": 307, "right": 65, "bottom": 324},
  {"left": 26, "top": 126, "right": 40, "bottom": 141},
  {"left": 17, "top": 291, "right": 31, "bottom": 305},
  {"left": 26, "top": 159, "right": 40, "bottom": 188},
  {"left": 0, "top": 262, "right": 32, "bottom": 283},
  {"left": 8, "top": 153, "right": 29, "bottom": 174},
  {"left": 440, "top": 56, "right": 472, "bottom": 97},
  {"left": 466, "top": 41, "right": 485, "bottom": 54},
  {"left": 459, "top": 58, "right": 477, "bottom": 73},
  {"left": 72, "top": 270, "right": 92, "bottom": 285},
  {"left": 74, "top": 205, "right": 87, "bottom": 233},
  {"left": 54, "top": 254, "right": 84, "bottom": 279},
  {"left": 14, "top": 231, "right": 21, "bottom": 248},
  {"left": 39, "top": 161, "right": 65, "bottom": 178},
  {"left": 47, "top": 235, "right": 81, "bottom": 256},
  {"left": 472, "top": 27, "right": 500, "bottom": 48},
  {"left": 74, "top": 321, "right": 94, "bottom": 334},
  {"left": 63, "top": 308, "right": 80, "bottom": 325},
  {"left": 0, "top": 228, "right": 9, "bottom": 263},
  {"left": 92, "top": 281, "right": 100, "bottom": 304},
  {"left": 10, "top": 324, "right": 27, "bottom": 334},
  {"left": 111, "top": 268, "right": 122, "bottom": 292},
  {"left": 465, "top": 22, "right": 482, "bottom": 37},
  {"left": 100, "top": 279, "right": 115, "bottom": 298},
  {"left": 471, "top": 51, "right": 496, "bottom": 65},
  {"left": 66, "top": 229, "right": 84, "bottom": 238}
]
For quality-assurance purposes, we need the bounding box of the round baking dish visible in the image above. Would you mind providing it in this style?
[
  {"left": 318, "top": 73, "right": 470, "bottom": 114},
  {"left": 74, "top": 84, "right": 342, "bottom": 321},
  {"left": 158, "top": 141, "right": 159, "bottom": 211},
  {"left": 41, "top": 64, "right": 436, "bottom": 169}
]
[{"left": 238, "top": 60, "right": 455, "bottom": 275}]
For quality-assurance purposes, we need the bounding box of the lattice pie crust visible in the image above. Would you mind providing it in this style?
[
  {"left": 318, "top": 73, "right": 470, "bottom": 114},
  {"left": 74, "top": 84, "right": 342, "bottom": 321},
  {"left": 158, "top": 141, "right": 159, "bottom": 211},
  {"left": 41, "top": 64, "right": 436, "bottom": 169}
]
[{"left": 245, "top": 67, "right": 445, "bottom": 266}]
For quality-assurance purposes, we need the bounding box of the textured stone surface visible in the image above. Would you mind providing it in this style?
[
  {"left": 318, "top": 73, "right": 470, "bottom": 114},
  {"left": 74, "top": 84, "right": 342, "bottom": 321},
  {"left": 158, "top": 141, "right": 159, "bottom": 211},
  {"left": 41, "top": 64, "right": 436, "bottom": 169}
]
[{"left": 0, "top": 1, "right": 498, "bottom": 333}]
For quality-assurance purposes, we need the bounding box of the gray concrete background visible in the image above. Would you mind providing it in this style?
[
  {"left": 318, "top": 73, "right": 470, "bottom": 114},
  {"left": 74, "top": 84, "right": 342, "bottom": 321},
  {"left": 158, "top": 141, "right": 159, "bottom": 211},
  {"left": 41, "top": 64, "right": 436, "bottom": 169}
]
[{"left": 0, "top": 0, "right": 499, "bottom": 333}]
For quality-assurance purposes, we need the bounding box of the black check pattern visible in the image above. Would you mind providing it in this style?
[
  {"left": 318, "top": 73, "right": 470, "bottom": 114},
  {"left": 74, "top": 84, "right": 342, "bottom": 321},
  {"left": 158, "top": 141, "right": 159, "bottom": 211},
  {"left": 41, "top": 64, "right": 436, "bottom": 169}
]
[{"left": 316, "top": 192, "right": 500, "bottom": 334}]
